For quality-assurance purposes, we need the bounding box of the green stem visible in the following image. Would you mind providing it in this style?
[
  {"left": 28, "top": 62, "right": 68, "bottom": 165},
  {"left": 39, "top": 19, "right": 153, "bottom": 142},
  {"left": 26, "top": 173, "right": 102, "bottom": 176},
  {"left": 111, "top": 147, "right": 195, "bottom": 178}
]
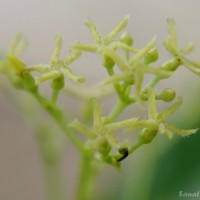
[
  {"left": 75, "top": 153, "right": 96, "bottom": 200},
  {"left": 124, "top": 49, "right": 129, "bottom": 62},
  {"left": 108, "top": 100, "right": 127, "bottom": 121},
  {"left": 32, "top": 91, "right": 84, "bottom": 152},
  {"left": 129, "top": 138, "right": 144, "bottom": 154},
  {"left": 35, "top": 125, "right": 66, "bottom": 200},
  {"left": 106, "top": 66, "right": 120, "bottom": 93},
  {"left": 51, "top": 88, "right": 59, "bottom": 105},
  {"left": 145, "top": 76, "right": 161, "bottom": 88}
]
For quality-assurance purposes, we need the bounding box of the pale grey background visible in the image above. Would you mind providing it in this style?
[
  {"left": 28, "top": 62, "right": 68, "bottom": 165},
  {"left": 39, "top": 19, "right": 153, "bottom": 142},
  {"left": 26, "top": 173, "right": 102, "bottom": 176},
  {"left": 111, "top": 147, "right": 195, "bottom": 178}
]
[{"left": 0, "top": 0, "right": 200, "bottom": 199}]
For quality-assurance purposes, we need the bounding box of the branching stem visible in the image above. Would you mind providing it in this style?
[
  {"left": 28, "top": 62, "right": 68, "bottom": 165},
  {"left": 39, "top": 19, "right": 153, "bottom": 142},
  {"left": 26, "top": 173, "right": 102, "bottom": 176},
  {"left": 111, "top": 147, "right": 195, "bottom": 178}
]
[
  {"left": 108, "top": 99, "right": 127, "bottom": 121},
  {"left": 32, "top": 91, "right": 85, "bottom": 152}
]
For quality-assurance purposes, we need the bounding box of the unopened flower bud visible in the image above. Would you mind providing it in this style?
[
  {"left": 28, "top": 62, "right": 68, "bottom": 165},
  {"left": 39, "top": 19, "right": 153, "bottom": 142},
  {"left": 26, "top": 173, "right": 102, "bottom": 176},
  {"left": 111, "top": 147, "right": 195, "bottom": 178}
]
[
  {"left": 7, "top": 56, "right": 37, "bottom": 91},
  {"left": 144, "top": 48, "right": 158, "bottom": 64},
  {"left": 22, "top": 72, "right": 37, "bottom": 91},
  {"left": 50, "top": 75, "right": 65, "bottom": 90},
  {"left": 157, "top": 88, "right": 176, "bottom": 102},
  {"left": 161, "top": 58, "right": 181, "bottom": 71},
  {"left": 7, "top": 55, "right": 25, "bottom": 74},
  {"left": 139, "top": 128, "right": 158, "bottom": 144},
  {"left": 97, "top": 138, "right": 111, "bottom": 156},
  {"left": 120, "top": 32, "right": 133, "bottom": 46},
  {"left": 102, "top": 55, "right": 115, "bottom": 69},
  {"left": 140, "top": 89, "right": 148, "bottom": 101}
]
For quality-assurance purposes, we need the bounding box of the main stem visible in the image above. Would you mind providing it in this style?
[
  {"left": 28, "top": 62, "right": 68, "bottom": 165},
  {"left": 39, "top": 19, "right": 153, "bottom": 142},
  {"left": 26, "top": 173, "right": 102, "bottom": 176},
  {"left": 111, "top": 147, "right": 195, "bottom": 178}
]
[{"left": 75, "top": 153, "right": 96, "bottom": 200}]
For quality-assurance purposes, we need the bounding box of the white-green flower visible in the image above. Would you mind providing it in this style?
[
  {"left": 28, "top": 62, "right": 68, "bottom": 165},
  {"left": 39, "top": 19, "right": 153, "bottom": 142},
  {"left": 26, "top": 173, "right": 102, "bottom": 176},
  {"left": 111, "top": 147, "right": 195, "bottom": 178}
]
[
  {"left": 28, "top": 36, "right": 85, "bottom": 85},
  {"left": 163, "top": 18, "right": 200, "bottom": 75}
]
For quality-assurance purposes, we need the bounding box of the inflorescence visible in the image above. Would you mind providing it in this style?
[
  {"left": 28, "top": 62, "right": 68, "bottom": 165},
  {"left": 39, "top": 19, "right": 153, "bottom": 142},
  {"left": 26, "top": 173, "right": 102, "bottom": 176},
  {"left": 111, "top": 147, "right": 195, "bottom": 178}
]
[{"left": 0, "top": 16, "right": 199, "bottom": 168}]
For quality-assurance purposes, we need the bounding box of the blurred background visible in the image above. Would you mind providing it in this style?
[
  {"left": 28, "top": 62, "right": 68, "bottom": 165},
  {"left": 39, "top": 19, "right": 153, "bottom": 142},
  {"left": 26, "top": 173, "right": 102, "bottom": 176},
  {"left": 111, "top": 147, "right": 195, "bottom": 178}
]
[{"left": 0, "top": 0, "right": 200, "bottom": 200}]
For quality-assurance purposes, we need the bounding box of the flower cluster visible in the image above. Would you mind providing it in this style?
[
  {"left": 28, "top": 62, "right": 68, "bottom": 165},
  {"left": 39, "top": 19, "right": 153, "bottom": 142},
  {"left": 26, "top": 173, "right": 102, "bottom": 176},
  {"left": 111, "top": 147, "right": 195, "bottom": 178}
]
[{"left": 0, "top": 17, "right": 198, "bottom": 168}]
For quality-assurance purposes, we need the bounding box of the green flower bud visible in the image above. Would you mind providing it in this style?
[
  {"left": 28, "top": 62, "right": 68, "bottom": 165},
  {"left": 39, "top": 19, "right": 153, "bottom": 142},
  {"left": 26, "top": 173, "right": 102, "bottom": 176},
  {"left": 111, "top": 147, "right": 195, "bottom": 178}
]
[
  {"left": 102, "top": 55, "right": 115, "bottom": 69},
  {"left": 144, "top": 48, "right": 159, "bottom": 64},
  {"left": 120, "top": 32, "right": 133, "bottom": 46},
  {"left": 157, "top": 88, "right": 176, "bottom": 102},
  {"left": 139, "top": 128, "right": 158, "bottom": 144},
  {"left": 7, "top": 55, "right": 25, "bottom": 74},
  {"left": 7, "top": 56, "right": 37, "bottom": 91},
  {"left": 50, "top": 75, "right": 65, "bottom": 90},
  {"left": 140, "top": 89, "right": 148, "bottom": 101},
  {"left": 161, "top": 58, "right": 181, "bottom": 71},
  {"left": 22, "top": 72, "right": 37, "bottom": 92},
  {"left": 97, "top": 138, "right": 111, "bottom": 156}
]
